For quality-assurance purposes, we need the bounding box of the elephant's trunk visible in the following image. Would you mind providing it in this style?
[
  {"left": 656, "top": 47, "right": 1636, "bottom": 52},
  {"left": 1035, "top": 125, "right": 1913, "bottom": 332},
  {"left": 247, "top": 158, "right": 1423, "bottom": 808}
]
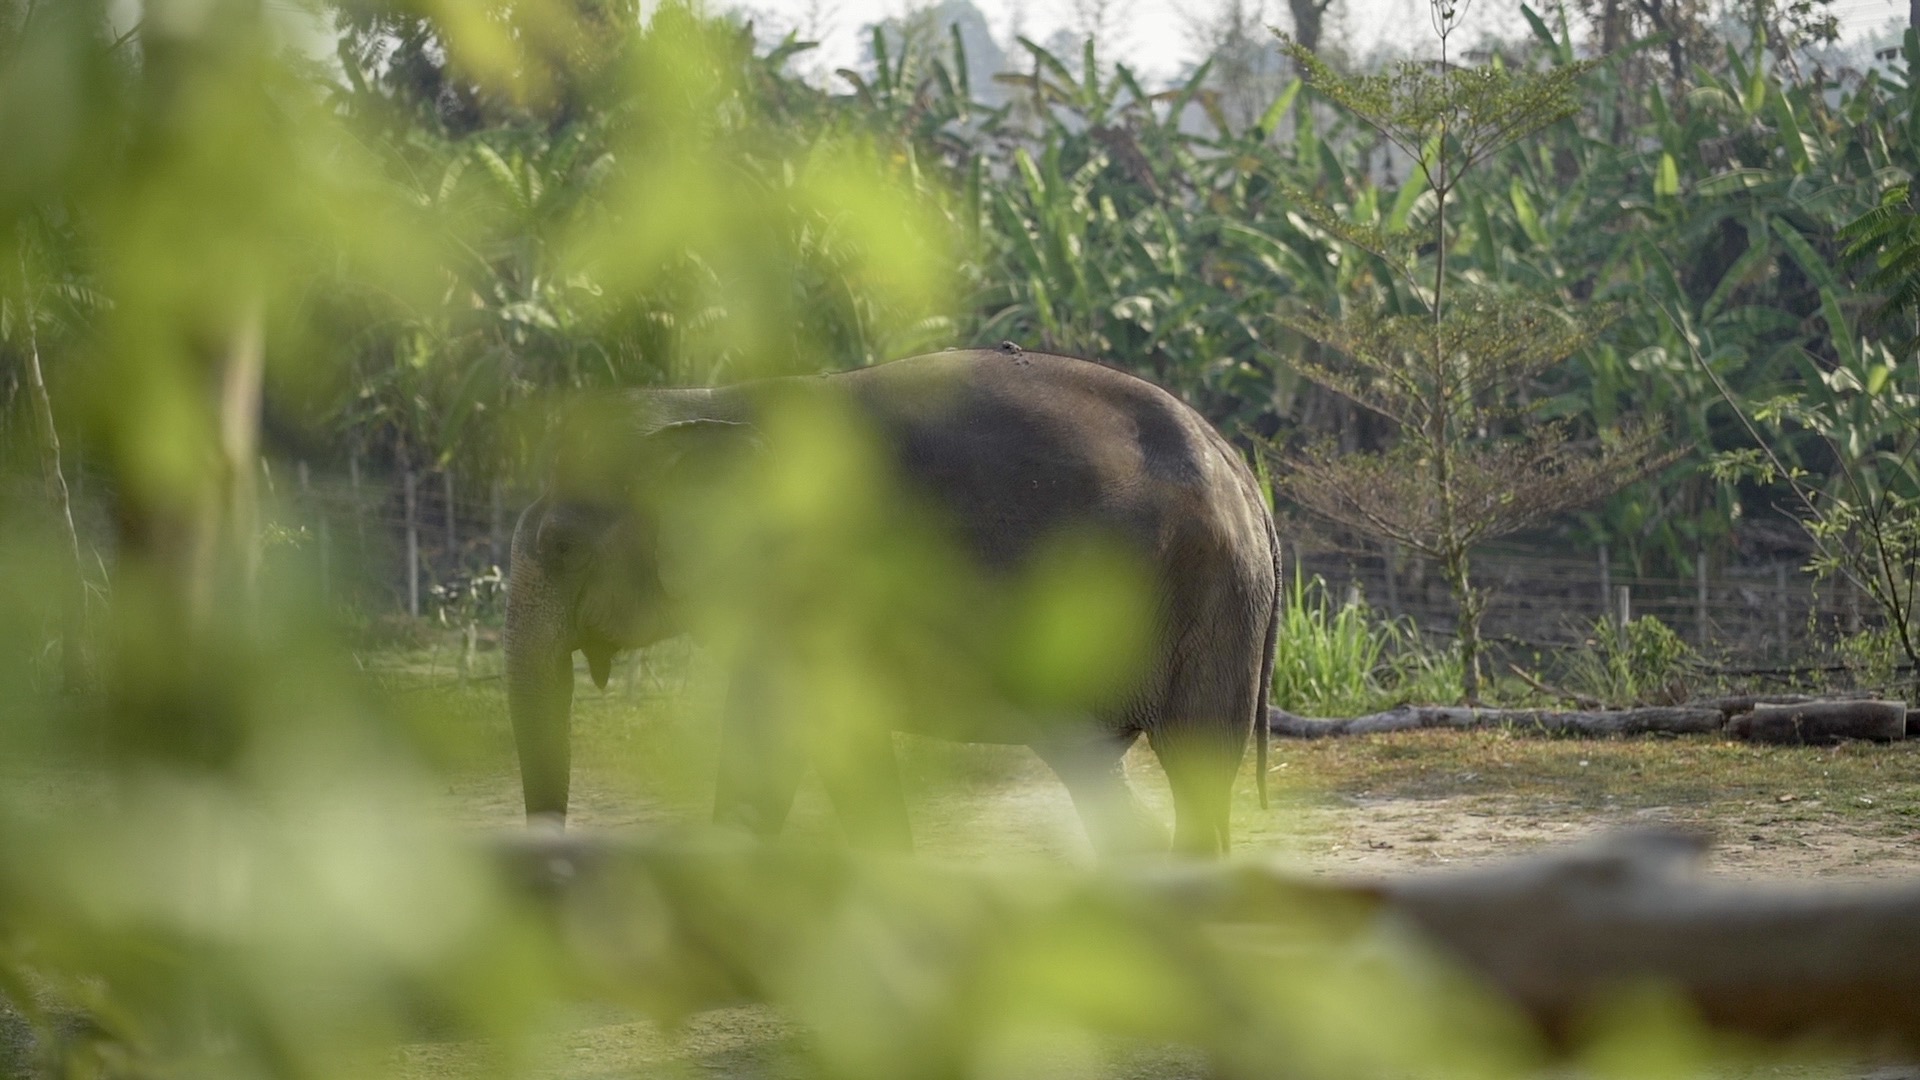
[{"left": 505, "top": 519, "right": 575, "bottom": 825}]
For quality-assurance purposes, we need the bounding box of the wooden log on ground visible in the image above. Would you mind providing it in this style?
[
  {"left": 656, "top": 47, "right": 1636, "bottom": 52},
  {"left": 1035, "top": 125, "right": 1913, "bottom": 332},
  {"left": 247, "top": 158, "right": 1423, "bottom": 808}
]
[
  {"left": 1268, "top": 704, "right": 1726, "bottom": 739},
  {"left": 1154, "top": 829, "right": 1920, "bottom": 1047},
  {"left": 1695, "top": 692, "right": 1876, "bottom": 717},
  {"left": 1376, "top": 829, "right": 1920, "bottom": 1048},
  {"left": 1725, "top": 700, "right": 1907, "bottom": 744},
  {"left": 501, "top": 829, "right": 1920, "bottom": 1054}
]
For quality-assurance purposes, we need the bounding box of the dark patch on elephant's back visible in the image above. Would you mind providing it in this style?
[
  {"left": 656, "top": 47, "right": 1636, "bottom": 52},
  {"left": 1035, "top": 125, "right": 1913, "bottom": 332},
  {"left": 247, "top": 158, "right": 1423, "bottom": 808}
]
[
  {"left": 839, "top": 349, "right": 1229, "bottom": 567},
  {"left": 883, "top": 387, "right": 1108, "bottom": 570},
  {"left": 1129, "top": 400, "right": 1207, "bottom": 486}
]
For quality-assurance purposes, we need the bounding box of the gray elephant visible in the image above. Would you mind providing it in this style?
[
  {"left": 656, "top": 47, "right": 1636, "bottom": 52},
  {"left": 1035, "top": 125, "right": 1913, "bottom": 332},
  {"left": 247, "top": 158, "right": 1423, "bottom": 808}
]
[{"left": 504, "top": 347, "right": 1280, "bottom": 856}]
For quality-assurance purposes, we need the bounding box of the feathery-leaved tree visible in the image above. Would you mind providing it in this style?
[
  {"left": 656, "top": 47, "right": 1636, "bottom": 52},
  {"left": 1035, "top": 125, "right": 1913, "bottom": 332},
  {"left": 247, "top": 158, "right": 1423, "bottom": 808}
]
[{"left": 1271, "top": 4, "right": 1671, "bottom": 702}]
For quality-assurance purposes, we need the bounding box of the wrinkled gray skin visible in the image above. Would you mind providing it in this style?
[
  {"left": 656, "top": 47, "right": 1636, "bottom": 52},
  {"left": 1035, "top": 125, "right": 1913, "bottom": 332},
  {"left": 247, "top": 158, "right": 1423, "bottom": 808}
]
[{"left": 505, "top": 349, "right": 1280, "bottom": 856}]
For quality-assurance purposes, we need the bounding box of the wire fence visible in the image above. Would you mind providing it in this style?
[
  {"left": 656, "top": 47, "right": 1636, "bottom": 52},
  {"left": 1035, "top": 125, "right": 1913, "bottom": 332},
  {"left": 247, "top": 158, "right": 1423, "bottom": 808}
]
[
  {"left": 1290, "top": 542, "right": 1867, "bottom": 672},
  {"left": 49, "top": 458, "right": 1869, "bottom": 675},
  {"left": 262, "top": 459, "right": 528, "bottom": 624}
]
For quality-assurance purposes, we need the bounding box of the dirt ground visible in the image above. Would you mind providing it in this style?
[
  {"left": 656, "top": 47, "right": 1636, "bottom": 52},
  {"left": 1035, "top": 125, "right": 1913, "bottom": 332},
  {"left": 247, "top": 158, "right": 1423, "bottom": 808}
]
[
  {"left": 447, "top": 720, "right": 1920, "bottom": 883},
  {"left": 414, "top": 697, "right": 1920, "bottom": 1080}
]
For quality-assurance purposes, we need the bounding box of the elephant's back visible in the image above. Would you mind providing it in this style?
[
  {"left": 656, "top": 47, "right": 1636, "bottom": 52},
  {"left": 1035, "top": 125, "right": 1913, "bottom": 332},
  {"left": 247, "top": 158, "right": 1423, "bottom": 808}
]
[{"left": 837, "top": 350, "right": 1269, "bottom": 581}]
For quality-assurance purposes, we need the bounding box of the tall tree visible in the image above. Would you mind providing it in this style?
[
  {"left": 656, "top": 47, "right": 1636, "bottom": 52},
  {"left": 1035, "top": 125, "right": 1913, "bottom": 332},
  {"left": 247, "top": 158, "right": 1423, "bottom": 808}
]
[{"left": 1271, "top": 8, "right": 1670, "bottom": 701}]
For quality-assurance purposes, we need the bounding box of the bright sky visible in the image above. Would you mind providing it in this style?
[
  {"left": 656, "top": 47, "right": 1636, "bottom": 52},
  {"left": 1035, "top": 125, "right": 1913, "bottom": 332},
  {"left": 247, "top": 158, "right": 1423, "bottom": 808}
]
[
  {"left": 739, "top": 0, "right": 1432, "bottom": 82},
  {"left": 736, "top": 0, "right": 1909, "bottom": 86}
]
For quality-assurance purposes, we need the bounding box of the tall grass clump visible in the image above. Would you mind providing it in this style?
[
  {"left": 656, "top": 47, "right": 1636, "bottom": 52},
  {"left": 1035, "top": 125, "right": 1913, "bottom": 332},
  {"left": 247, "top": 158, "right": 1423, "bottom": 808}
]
[{"left": 1271, "top": 568, "right": 1454, "bottom": 714}]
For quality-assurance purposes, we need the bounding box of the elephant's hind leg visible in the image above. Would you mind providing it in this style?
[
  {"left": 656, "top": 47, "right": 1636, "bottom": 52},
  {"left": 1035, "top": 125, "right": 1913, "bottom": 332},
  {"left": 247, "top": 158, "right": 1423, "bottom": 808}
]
[
  {"left": 1033, "top": 731, "right": 1169, "bottom": 858},
  {"left": 1147, "top": 723, "right": 1243, "bottom": 856},
  {"left": 1150, "top": 564, "right": 1270, "bottom": 856}
]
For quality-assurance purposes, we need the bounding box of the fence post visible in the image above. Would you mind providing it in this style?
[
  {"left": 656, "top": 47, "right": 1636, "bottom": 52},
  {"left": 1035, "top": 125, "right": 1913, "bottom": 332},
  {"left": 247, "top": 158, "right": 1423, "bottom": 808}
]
[
  {"left": 1776, "top": 562, "right": 1789, "bottom": 653},
  {"left": 1598, "top": 544, "right": 1611, "bottom": 623},
  {"left": 1384, "top": 544, "right": 1399, "bottom": 616},
  {"left": 348, "top": 447, "right": 367, "bottom": 549},
  {"left": 443, "top": 469, "right": 457, "bottom": 576},
  {"left": 460, "top": 620, "right": 478, "bottom": 684},
  {"left": 404, "top": 468, "right": 420, "bottom": 618},
  {"left": 1615, "top": 584, "right": 1631, "bottom": 636},
  {"left": 298, "top": 460, "right": 330, "bottom": 596},
  {"left": 1696, "top": 551, "right": 1708, "bottom": 648},
  {"left": 490, "top": 479, "right": 504, "bottom": 570}
]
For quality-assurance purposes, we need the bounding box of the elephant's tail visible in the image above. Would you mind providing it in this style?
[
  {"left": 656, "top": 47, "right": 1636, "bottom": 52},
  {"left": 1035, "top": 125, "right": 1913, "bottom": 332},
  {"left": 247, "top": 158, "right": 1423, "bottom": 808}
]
[{"left": 1255, "top": 514, "right": 1280, "bottom": 812}]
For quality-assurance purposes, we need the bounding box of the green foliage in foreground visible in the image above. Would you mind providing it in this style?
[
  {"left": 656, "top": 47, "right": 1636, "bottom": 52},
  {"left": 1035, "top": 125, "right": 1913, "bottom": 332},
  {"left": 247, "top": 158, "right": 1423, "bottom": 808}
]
[
  {"left": 0, "top": 2, "right": 1916, "bottom": 1076},
  {"left": 0, "top": 5, "right": 1630, "bottom": 1077}
]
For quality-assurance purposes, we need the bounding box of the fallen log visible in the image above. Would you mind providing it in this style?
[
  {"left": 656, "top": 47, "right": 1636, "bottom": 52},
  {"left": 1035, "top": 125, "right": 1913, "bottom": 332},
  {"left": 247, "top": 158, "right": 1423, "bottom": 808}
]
[
  {"left": 1694, "top": 692, "right": 1877, "bottom": 717},
  {"left": 1377, "top": 829, "right": 1920, "bottom": 1048},
  {"left": 501, "top": 829, "right": 1920, "bottom": 1055},
  {"left": 1725, "top": 700, "right": 1907, "bottom": 744},
  {"left": 1268, "top": 699, "right": 1910, "bottom": 743},
  {"left": 1267, "top": 704, "right": 1726, "bottom": 739}
]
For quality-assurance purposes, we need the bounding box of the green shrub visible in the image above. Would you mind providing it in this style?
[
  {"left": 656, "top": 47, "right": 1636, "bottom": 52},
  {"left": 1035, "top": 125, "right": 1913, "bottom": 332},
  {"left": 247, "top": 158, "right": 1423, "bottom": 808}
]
[{"left": 1565, "top": 615, "right": 1697, "bottom": 706}]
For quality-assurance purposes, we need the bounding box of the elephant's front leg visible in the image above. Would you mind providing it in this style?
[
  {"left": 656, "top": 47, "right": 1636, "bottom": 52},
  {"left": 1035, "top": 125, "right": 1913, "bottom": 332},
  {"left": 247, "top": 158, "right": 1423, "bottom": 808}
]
[
  {"left": 712, "top": 661, "right": 807, "bottom": 837},
  {"left": 812, "top": 722, "right": 912, "bottom": 852}
]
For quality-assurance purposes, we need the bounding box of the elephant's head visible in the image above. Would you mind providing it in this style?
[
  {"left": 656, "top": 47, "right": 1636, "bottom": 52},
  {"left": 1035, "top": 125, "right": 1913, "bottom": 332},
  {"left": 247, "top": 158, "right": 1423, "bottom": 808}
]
[{"left": 504, "top": 404, "right": 757, "bottom": 824}]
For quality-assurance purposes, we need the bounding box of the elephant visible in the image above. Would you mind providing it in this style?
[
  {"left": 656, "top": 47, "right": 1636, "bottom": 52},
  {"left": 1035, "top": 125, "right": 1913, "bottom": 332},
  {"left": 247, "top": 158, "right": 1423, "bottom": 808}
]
[{"left": 504, "top": 346, "right": 1281, "bottom": 856}]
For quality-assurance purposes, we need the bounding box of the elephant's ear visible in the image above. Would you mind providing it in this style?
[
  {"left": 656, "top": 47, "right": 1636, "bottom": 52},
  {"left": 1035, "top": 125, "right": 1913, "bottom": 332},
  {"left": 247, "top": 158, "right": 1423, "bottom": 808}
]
[
  {"left": 646, "top": 418, "right": 765, "bottom": 601},
  {"left": 642, "top": 417, "right": 763, "bottom": 481}
]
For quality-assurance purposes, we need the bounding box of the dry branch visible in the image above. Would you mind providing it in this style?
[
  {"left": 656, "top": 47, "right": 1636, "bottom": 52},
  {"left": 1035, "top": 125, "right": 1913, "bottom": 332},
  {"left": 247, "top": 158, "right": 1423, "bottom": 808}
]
[{"left": 500, "top": 829, "right": 1920, "bottom": 1053}]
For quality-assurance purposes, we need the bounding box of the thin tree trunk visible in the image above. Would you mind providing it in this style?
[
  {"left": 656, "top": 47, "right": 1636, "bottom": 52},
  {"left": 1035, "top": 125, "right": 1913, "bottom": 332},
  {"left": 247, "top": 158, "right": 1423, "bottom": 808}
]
[
  {"left": 187, "top": 307, "right": 265, "bottom": 629},
  {"left": 1447, "top": 553, "right": 1484, "bottom": 703},
  {"left": 1287, "top": 0, "right": 1332, "bottom": 54},
  {"left": 20, "top": 266, "right": 90, "bottom": 687}
]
